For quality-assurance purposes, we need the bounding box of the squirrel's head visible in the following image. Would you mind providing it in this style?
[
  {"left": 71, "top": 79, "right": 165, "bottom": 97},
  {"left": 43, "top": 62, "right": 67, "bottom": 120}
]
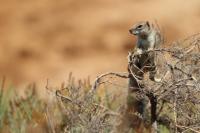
[{"left": 129, "top": 21, "right": 151, "bottom": 36}]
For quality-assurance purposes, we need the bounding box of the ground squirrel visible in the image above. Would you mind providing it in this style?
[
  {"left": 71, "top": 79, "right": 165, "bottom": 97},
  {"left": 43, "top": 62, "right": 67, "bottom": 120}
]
[
  {"left": 129, "top": 21, "right": 163, "bottom": 82},
  {"left": 129, "top": 21, "right": 162, "bottom": 54}
]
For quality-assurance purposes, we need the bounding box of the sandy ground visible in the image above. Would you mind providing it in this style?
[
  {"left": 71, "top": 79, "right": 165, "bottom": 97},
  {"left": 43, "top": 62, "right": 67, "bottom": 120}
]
[{"left": 0, "top": 0, "right": 199, "bottom": 88}]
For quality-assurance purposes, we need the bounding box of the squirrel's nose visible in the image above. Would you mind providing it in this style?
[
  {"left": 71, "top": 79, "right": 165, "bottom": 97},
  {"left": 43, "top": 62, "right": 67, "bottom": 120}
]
[{"left": 129, "top": 29, "right": 132, "bottom": 34}]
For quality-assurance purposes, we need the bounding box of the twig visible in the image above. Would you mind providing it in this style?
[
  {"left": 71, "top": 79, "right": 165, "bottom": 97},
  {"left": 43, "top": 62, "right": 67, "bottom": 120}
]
[
  {"left": 90, "top": 72, "right": 128, "bottom": 92},
  {"left": 55, "top": 89, "right": 120, "bottom": 116},
  {"left": 45, "top": 107, "right": 56, "bottom": 133},
  {"left": 176, "top": 125, "right": 200, "bottom": 133},
  {"left": 173, "top": 87, "right": 177, "bottom": 133}
]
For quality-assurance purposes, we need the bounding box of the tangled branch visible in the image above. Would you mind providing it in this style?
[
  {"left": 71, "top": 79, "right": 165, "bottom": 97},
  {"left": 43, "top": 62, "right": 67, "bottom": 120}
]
[{"left": 89, "top": 33, "right": 200, "bottom": 132}]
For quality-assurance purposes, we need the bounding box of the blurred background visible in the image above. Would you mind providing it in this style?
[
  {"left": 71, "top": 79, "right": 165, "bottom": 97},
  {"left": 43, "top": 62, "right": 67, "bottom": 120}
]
[{"left": 0, "top": 0, "right": 200, "bottom": 87}]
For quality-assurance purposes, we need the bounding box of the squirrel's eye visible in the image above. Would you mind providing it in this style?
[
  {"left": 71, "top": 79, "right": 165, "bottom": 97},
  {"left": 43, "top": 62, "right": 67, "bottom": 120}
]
[{"left": 137, "top": 25, "right": 143, "bottom": 29}]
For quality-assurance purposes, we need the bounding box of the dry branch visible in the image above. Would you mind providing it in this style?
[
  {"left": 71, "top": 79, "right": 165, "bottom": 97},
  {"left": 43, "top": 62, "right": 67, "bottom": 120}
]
[
  {"left": 51, "top": 33, "right": 200, "bottom": 133},
  {"left": 90, "top": 72, "right": 128, "bottom": 93}
]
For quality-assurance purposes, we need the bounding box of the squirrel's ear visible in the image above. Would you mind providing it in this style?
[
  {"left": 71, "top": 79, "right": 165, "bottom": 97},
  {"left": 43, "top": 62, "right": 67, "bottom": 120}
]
[{"left": 146, "top": 21, "right": 150, "bottom": 27}]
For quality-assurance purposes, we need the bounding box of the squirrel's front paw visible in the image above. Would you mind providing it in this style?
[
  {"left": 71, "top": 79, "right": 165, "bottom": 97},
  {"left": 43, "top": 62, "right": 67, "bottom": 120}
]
[
  {"left": 136, "top": 49, "right": 143, "bottom": 55},
  {"left": 135, "top": 49, "right": 143, "bottom": 58}
]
